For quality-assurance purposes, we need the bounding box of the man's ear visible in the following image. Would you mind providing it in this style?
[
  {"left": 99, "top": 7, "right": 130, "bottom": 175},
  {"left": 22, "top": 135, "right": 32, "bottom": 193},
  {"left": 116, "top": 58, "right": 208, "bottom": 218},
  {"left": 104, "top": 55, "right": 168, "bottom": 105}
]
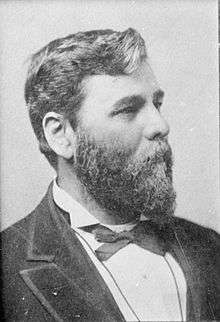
[{"left": 42, "top": 112, "right": 76, "bottom": 159}]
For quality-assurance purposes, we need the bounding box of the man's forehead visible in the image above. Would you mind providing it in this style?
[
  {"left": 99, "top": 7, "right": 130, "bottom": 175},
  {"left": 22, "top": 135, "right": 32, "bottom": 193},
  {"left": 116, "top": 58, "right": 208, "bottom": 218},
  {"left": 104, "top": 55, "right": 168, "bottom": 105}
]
[{"left": 82, "top": 61, "right": 159, "bottom": 104}]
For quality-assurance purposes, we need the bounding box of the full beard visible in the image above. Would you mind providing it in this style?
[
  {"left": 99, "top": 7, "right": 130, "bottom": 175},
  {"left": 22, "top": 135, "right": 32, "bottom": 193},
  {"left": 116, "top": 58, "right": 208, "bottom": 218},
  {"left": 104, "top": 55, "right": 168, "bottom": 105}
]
[{"left": 72, "top": 129, "right": 176, "bottom": 223}]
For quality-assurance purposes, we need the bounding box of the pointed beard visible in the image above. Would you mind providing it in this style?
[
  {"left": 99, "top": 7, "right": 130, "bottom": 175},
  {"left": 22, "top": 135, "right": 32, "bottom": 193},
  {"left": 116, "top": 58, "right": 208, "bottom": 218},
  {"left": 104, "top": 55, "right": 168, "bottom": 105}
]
[{"left": 72, "top": 130, "right": 176, "bottom": 222}]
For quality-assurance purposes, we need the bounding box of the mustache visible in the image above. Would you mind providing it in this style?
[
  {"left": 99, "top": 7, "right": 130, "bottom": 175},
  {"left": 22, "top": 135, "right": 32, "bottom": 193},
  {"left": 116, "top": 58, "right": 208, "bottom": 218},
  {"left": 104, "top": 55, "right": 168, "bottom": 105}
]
[
  {"left": 127, "top": 139, "right": 173, "bottom": 172},
  {"left": 137, "top": 138, "right": 172, "bottom": 161}
]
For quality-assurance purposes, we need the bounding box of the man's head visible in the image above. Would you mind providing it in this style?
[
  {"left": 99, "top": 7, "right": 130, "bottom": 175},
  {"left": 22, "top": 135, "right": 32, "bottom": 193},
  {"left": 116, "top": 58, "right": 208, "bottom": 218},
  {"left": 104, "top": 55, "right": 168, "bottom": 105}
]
[
  {"left": 25, "top": 28, "right": 176, "bottom": 221},
  {"left": 25, "top": 28, "right": 146, "bottom": 168}
]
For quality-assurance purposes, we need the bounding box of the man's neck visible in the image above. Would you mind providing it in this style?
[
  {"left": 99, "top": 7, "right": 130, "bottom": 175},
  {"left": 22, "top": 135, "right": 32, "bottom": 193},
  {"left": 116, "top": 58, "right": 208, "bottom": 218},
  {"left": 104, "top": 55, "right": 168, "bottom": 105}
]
[{"left": 57, "top": 163, "right": 138, "bottom": 225}]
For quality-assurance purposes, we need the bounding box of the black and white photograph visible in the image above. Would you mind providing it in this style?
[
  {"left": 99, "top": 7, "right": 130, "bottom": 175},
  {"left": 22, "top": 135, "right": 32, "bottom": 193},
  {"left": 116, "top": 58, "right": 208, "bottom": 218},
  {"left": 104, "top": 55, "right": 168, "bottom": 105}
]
[{"left": 0, "top": 0, "right": 219, "bottom": 321}]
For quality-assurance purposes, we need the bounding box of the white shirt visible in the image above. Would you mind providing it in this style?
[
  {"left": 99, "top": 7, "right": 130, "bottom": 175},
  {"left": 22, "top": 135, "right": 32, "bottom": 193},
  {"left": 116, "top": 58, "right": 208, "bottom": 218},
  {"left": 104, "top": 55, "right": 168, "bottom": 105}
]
[{"left": 53, "top": 180, "right": 187, "bottom": 321}]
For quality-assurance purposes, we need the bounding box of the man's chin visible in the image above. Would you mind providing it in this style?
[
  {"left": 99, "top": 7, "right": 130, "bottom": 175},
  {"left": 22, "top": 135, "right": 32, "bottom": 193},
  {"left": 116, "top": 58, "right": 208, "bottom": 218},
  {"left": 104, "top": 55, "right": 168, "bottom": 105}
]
[{"left": 100, "top": 180, "right": 176, "bottom": 223}]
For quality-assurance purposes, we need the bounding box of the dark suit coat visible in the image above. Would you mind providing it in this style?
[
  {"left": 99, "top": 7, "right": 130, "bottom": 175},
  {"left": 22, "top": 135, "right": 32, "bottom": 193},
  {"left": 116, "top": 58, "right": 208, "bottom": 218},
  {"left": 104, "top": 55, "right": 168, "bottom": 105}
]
[{"left": 1, "top": 183, "right": 220, "bottom": 322}]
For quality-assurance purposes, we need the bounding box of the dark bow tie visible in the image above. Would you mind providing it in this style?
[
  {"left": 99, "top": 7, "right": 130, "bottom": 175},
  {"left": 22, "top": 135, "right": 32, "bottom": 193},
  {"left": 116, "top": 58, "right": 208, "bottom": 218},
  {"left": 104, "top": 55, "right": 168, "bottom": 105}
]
[{"left": 80, "top": 220, "right": 168, "bottom": 261}]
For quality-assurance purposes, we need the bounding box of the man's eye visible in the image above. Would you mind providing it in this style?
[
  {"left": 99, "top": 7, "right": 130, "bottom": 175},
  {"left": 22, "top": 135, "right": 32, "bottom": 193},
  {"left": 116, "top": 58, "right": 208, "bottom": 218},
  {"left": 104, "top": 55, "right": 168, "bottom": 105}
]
[
  {"left": 120, "top": 105, "right": 143, "bottom": 115},
  {"left": 111, "top": 105, "right": 139, "bottom": 116},
  {"left": 122, "top": 106, "right": 137, "bottom": 114}
]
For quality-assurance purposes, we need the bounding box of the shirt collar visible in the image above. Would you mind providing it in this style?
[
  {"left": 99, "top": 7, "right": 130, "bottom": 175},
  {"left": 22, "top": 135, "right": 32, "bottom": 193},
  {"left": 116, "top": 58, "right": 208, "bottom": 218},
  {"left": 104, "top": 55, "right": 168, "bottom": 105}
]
[
  {"left": 53, "top": 178, "right": 148, "bottom": 232},
  {"left": 53, "top": 178, "right": 99, "bottom": 228}
]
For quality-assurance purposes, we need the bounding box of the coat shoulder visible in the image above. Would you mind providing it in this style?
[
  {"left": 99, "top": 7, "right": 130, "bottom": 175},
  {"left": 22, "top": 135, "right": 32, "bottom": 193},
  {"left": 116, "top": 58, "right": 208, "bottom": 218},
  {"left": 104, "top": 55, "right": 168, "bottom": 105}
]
[
  {"left": 1, "top": 184, "right": 52, "bottom": 262},
  {"left": 1, "top": 211, "right": 35, "bottom": 263},
  {"left": 171, "top": 216, "right": 220, "bottom": 253}
]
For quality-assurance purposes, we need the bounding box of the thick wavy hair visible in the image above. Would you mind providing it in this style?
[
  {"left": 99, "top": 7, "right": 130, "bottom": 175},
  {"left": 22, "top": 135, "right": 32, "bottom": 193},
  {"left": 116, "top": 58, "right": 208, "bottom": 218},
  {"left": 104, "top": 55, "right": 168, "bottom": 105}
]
[{"left": 25, "top": 28, "right": 147, "bottom": 168}]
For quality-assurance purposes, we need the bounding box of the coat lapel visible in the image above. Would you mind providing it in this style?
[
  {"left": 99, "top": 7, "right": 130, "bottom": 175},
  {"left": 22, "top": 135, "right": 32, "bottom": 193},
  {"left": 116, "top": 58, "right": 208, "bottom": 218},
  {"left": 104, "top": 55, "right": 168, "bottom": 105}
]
[{"left": 20, "top": 183, "right": 125, "bottom": 322}]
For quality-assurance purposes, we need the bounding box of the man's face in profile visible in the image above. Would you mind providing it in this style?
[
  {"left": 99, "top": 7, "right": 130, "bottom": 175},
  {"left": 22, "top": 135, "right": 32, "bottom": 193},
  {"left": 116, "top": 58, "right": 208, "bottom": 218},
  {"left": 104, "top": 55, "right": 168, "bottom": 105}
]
[{"left": 72, "top": 61, "right": 176, "bottom": 222}]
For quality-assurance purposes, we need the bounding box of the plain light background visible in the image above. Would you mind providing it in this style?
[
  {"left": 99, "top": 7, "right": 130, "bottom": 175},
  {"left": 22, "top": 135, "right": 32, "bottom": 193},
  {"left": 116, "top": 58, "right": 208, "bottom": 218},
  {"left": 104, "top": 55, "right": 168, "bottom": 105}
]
[{"left": 0, "top": 0, "right": 219, "bottom": 232}]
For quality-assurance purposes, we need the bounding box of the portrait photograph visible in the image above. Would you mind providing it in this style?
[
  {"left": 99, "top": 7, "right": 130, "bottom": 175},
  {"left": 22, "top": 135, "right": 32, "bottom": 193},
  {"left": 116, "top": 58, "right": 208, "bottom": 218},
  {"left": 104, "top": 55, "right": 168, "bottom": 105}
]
[{"left": 0, "top": 0, "right": 219, "bottom": 321}]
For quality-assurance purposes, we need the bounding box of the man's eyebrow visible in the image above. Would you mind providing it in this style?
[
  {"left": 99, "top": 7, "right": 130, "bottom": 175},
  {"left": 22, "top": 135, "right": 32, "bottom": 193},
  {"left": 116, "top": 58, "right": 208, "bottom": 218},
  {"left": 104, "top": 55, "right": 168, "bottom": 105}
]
[
  {"left": 111, "top": 95, "right": 146, "bottom": 114},
  {"left": 153, "top": 89, "right": 165, "bottom": 101}
]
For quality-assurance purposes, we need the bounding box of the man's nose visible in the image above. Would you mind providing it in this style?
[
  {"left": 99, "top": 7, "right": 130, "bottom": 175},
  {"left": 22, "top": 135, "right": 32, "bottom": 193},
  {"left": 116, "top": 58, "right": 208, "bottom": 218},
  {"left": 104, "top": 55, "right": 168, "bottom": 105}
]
[{"left": 142, "top": 105, "right": 170, "bottom": 140}]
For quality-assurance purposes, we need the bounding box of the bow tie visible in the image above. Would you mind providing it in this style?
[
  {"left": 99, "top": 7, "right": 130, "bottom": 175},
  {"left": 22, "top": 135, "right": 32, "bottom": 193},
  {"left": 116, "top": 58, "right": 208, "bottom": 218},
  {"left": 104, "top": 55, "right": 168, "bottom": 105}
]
[{"left": 80, "top": 220, "right": 168, "bottom": 261}]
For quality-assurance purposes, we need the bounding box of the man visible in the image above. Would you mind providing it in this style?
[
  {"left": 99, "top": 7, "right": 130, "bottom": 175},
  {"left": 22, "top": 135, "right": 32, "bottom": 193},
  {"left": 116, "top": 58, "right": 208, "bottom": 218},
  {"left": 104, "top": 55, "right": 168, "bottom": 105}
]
[{"left": 1, "top": 28, "right": 220, "bottom": 321}]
